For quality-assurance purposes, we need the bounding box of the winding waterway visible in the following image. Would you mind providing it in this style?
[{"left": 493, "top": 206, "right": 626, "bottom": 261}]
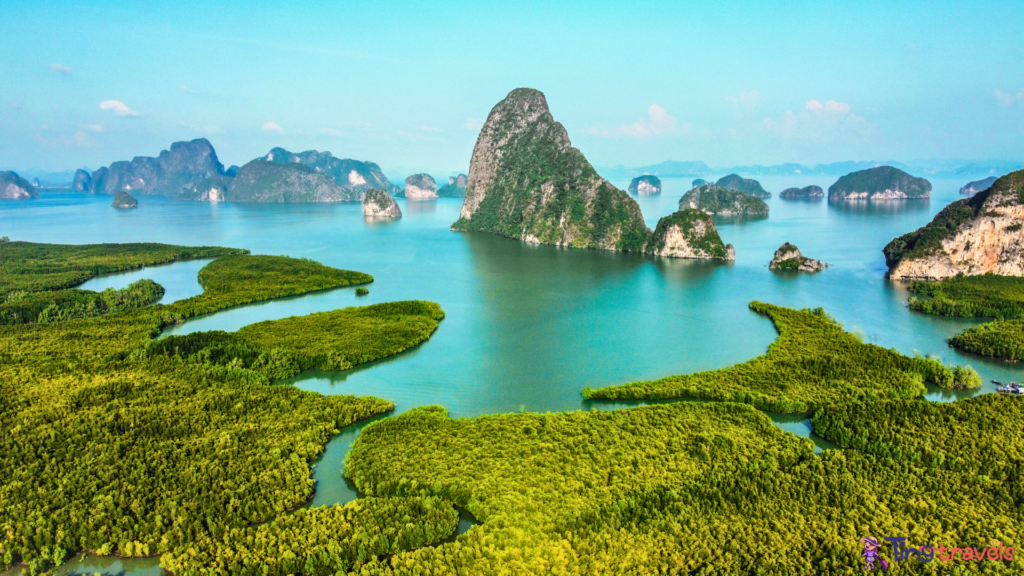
[{"left": 4, "top": 175, "right": 1022, "bottom": 575}]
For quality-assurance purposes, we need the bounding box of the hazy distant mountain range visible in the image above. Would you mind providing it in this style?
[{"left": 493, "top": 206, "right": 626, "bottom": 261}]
[{"left": 597, "top": 159, "right": 1024, "bottom": 180}]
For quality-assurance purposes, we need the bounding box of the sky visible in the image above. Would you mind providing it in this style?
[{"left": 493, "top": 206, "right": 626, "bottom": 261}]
[{"left": 1, "top": 0, "right": 1023, "bottom": 175}]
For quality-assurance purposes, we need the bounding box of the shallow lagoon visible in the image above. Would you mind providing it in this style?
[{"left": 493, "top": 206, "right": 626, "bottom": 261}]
[{"left": 3, "top": 175, "right": 1021, "bottom": 574}]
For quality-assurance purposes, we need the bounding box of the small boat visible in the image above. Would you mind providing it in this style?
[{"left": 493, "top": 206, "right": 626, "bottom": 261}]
[{"left": 996, "top": 381, "right": 1023, "bottom": 395}]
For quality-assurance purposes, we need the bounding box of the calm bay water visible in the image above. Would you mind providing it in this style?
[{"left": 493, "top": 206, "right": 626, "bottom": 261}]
[{"left": 3, "top": 175, "right": 1022, "bottom": 574}]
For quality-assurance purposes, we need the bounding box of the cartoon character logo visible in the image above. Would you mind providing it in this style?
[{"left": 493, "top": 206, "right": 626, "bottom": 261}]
[{"left": 861, "top": 536, "right": 889, "bottom": 570}]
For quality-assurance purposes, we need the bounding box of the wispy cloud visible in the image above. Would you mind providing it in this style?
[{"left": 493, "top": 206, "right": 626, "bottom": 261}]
[
  {"left": 99, "top": 100, "right": 139, "bottom": 117},
  {"left": 262, "top": 121, "right": 284, "bottom": 133},
  {"left": 79, "top": 124, "right": 104, "bottom": 132},
  {"left": 762, "top": 99, "right": 868, "bottom": 141},
  {"left": 11, "top": 101, "right": 23, "bottom": 109},
  {"left": 182, "top": 86, "right": 200, "bottom": 95},
  {"left": 993, "top": 89, "right": 1024, "bottom": 107},
  {"left": 319, "top": 127, "right": 345, "bottom": 136},
  {"left": 49, "top": 63, "right": 72, "bottom": 74},
  {"left": 725, "top": 90, "right": 762, "bottom": 111},
  {"left": 413, "top": 125, "right": 442, "bottom": 132},
  {"left": 585, "top": 104, "right": 690, "bottom": 138},
  {"left": 465, "top": 117, "right": 483, "bottom": 130}
]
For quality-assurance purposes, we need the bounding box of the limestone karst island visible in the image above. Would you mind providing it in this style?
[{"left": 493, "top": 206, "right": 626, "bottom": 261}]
[{"left": 3, "top": 3, "right": 1024, "bottom": 576}]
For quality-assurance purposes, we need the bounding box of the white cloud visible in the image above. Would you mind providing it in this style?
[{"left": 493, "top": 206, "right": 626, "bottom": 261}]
[
  {"left": 465, "top": 117, "right": 483, "bottom": 130},
  {"left": 262, "top": 121, "right": 284, "bottom": 133},
  {"left": 762, "top": 99, "right": 868, "bottom": 141},
  {"left": 182, "top": 86, "right": 200, "bottom": 94},
  {"left": 49, "top": 63, "right": 72, "bottom": 74},
  {"left": 805, "top": 99, "right": 850, "bottom": 114},
  {"left": 319, "top": 127, "right": 345, "bottom": 136},
  {"left": 413, "top": 125, "right": 442, "bottom": 132},
  {"left": 79, "top": 124, "right": 104, "bottom": 132},
  {"left": 583, "top": 104, "right": 691, "bottom": 138},
  {"left": 993, "top": 89, "right": 1024, "bottom": 107},
  {"left": 725, "top": 90, "right": 762, "bottom": 111},
  {"left": 99, "top": 100, "right": 139, "bottom": 117}
]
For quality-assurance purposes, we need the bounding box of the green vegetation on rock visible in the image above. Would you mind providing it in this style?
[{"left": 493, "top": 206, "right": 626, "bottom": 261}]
[
  {"left": 112, "top": 190, "right": 138, "bottom": 208},
  {"left": 678, "top": 184, "right": 769, "bottom": 216},
  {"left": 451, "top": 88, "right": 651, "bottom": 253},
  {"left": 583, "top": 302, "right": 978, "bottom": 412},
  {"left": 159, "top": 497, "right": 459, "bottom": 576},
  {"left": 0, "top": 246, "right": 419, "bottom": 573},
  {"left": 829, "top": 166, "right": 931, "bottom": 200},
  {"left": 883, "top": 192, "right": 986, "bottom": 268},
  {"left": 0, "top": 278, "right": 164, "bottom": 325},
  {"left": 647, "top": 209, "right": 733, "bottom": 260},
  {"left": 715, "top": 174, "right": 771, "bottom": 198}
]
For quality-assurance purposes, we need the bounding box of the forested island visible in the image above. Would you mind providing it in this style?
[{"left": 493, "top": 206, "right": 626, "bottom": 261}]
[
  {"left": 627, "top": 174, "right": 662, "bottom": 195},
  {"left": 678, "top": 184, "right": 769, "bottom": 216},
  {"left": 715, "top": 173, "right": 772, "bottom": 198},
  {"left": 779, "top": 185, "right": 824, "bottom": 199},
  {"left": 828, "top": 166, "right": 931, "bottom": 200}
]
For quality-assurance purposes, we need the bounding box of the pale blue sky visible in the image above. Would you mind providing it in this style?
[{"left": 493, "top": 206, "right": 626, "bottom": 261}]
[{"left": 2, "top": 0, "right": 1022, "bottom": 173}]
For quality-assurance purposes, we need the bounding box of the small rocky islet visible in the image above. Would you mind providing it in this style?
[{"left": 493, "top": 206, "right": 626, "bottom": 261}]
[
  {"left": 403, "top": 173, "right": 439, "bottom": 200},
  {"left": 716, "top": 174, "right": 771, "bottom": 198},
  {"left": 960, "top": 176, "right": 998, "bottom": 196},
  {"left": 627, "top": 175, "right": 662, "bottom": 195},
  {"left": 829, "top": 166, "right": 931, "bottom": 200},
  {"left": 768, "top": 242, "right": 826, "bottom": 272},
  {"left": 362, "top": 188, "right": 402, "bottom": 218},
  {"left": 679, "top": 184, "right": 769, "bottom": 217},
  {"left": 111, "top": 190, "right": 138, "bottom": 209},
  {"left": 779, "top": 185, "right": 824, "bottom": 199}
]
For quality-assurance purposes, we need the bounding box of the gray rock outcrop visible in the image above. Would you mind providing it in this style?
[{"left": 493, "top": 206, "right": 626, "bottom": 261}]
[
  {"left": 628, "top": 175, "right": 662, "bottom": 195},
  {"left": 112, "top": 190, "right": 138, "bottom": 209},
  {"left": 0, "top": 172, "right": 39, "bottom": 200},
  {"left": 768, "top": 242, "right": 826, "bottom": 272},
  {"left": 404, "top": 174, "right": 438, "bottom": 200},
  {"left": 362, "top": 188, "right": 402, "bottom": 218}
]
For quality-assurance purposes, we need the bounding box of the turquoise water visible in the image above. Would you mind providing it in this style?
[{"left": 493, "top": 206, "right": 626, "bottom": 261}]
[{"left": 3, "top": 176, "right": 1021, "bottom": 574}]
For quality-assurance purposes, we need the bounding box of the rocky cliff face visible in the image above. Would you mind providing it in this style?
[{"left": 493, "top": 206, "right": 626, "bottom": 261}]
[
  {"left": 404, "top": 174, "right": 438, "bottom": 200},
  {"left": 262, "top": 147, "right": 395, "bottom": 198},
  {"left": 89, "top": 139, "right": 227, "bottom": 196},
  {"left": 224, "top": 160, "right": 351, "bottom": 202},
  {"left": 679, "top": 185, "right": 769, "bottom": 217},
  {"left": 178, "top": 175, "right": 233, "bottom": 202},
  {"left": 452, "top": 88, "right": 650, "bottom": 252},
  {"left": 628, "top": 175, "right": 662, "bottom": 195},
  {"left": 829, "top": 166, "right": 931, "bottom": 200},
  {"left": 647, "top": 209, "right": 735, "bottom": 260},
  {"left": 112, "top": 190, "right": 138, "bottom": 209},
  {"left": 438, "top": 174, "right": 468, "bottom": 197},
  {"left": 885, "top": 170, "right": 1024, "bottom": 280},
  {"left": 716, "top": 174, "right": 771, "bottom": 198},
  {"left": 363, "top": 189, "right": 402, "bottom": 218},
  {"left": 0, "top": 172, "right": 39, "bottom": 200},
  {"left": 71, "top": 169, "right": 91, "bottom": 193},
  {"left": 769, "top": 242, "right": 826, "bottom": 272},
  {"left": 779, "top": 185, "right": 824, "bottom": 199},
  {"left": 960, "top": 176, "right": 997, "bottom": 196}
]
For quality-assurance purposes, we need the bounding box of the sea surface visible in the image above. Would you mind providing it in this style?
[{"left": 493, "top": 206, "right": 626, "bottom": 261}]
[{"left": 3, "top": 175, "right": 1022, "bottom": 575}]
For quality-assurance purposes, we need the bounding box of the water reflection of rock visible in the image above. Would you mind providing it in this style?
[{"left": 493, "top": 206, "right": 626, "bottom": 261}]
[
  {"left": 404, "top": 200, "right": 438, "bottom": 214},
  {"left": 711, "top": 213, "right": 769, "bottom": 226},
  {"left": 828, "top": 198, "right": 930, "bottom": 216}
]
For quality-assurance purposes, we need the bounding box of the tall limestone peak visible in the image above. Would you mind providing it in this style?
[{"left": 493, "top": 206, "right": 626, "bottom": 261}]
[
  {"left": 0, "top": 171, "right": 39, "bottom": 200},
  {"left": 452, "top": 88, "right": 650, "bottom": 252},
  {"left": 89, "top": 138, "right": 226, "bottom": 196},
  {"left": 885, "top": 169, "right": 1024, "bottom": 279}
]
